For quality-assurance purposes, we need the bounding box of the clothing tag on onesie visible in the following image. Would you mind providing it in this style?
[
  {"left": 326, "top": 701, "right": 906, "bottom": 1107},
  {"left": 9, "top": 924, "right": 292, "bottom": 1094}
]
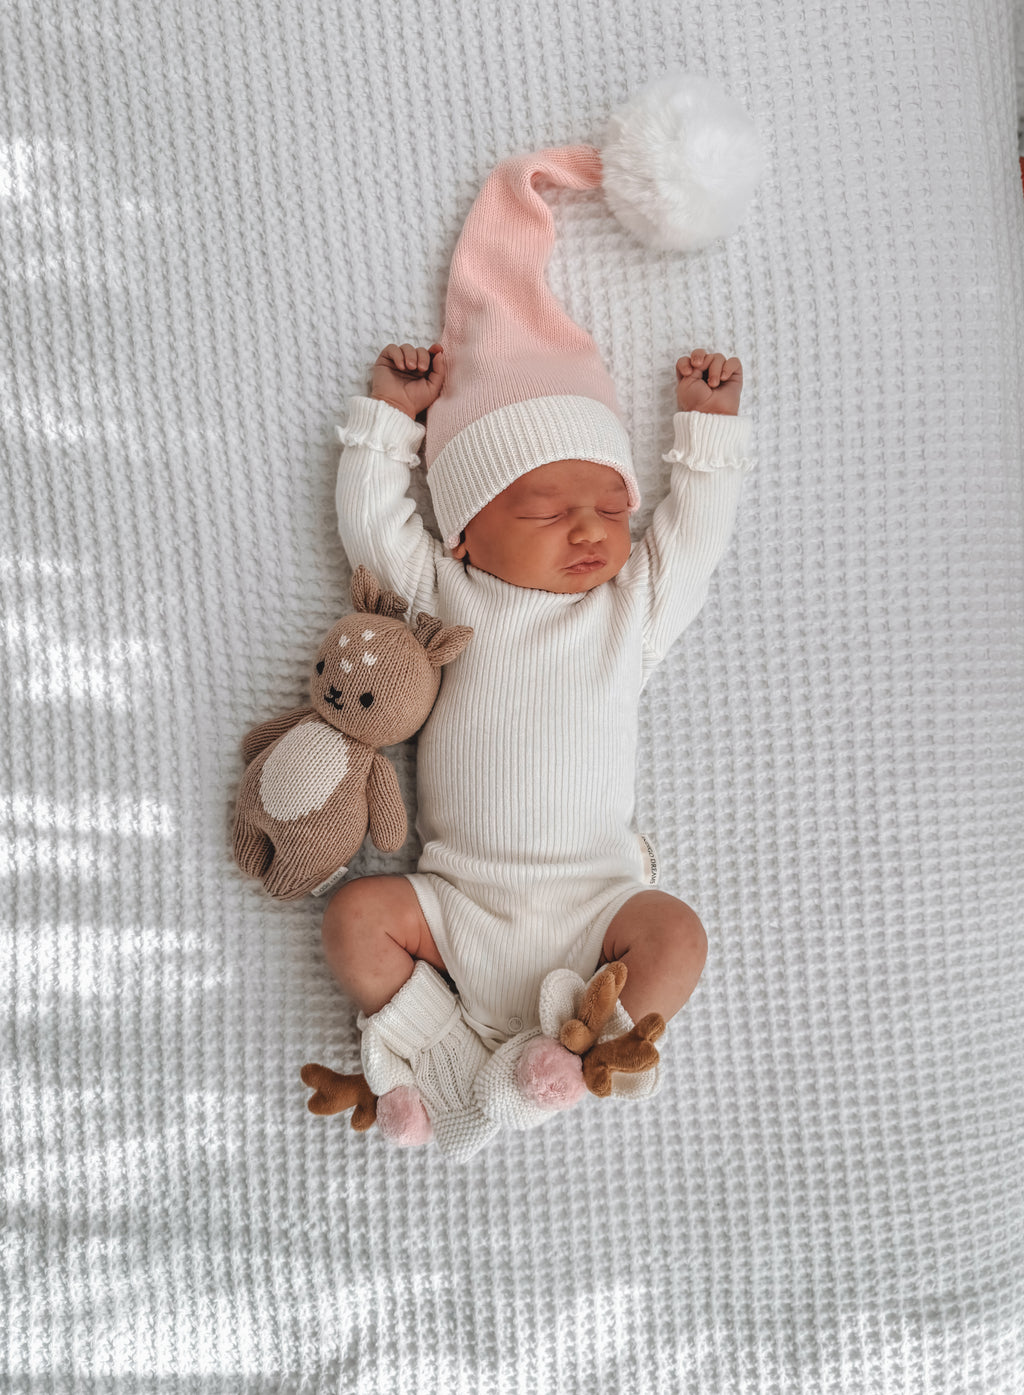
[{"left": 638, "top": 833, "right": 660, "bottom": 887}]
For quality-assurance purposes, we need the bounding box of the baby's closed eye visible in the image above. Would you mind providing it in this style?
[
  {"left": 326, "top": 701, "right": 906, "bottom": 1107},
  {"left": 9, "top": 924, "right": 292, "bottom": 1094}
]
[{"left": 519, "top": 508, "right": 626, "bottom": 521}]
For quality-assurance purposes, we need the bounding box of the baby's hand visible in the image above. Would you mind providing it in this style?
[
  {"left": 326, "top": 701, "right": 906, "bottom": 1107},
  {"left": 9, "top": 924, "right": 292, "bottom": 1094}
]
[
  {"left": 371, "top": 342, "right": 446, "bottom": 420},
  {"left": 676, "top": 349, "right": 742, "bottom": 416}
]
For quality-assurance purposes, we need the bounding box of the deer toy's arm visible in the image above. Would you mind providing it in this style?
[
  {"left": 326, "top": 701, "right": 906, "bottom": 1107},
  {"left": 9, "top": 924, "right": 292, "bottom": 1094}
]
[{"left": 366, "top": 752, "right": 407, "bottom": 853}]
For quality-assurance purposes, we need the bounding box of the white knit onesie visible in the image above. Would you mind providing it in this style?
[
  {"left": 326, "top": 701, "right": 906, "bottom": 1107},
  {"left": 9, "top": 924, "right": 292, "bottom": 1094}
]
[{"left": 336, "top": 396, "right": 753, "bottom": 1049}]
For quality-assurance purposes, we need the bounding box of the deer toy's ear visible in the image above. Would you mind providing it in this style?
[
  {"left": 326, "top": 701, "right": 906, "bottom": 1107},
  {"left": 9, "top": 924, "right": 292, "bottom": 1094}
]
[
  {"left": 350, "top": 565, "right": 408, "bottom": 619},
  {"left": 422, "top": 623, "right": 473, "bottom": 670},
  {"left": 414, "top": 612, "right": 444, "bottom": 648}
]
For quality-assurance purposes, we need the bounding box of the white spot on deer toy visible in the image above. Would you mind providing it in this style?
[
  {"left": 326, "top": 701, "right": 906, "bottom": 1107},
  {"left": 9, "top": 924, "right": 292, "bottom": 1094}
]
[{"left": 232, "top": 566, "right": 472, "bottom": 900}]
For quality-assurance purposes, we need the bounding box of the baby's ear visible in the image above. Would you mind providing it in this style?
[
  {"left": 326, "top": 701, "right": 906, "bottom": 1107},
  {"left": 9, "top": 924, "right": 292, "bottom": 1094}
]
[{"left": 419, "top": 621, "right": 473, "bottom": 669}]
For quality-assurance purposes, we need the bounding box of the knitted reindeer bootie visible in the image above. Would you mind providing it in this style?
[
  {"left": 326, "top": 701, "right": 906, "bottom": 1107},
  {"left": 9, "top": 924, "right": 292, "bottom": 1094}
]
[
  {"left": 474, "top": 961, "right": 665, "bottom": 1130},
  {"left": 358, "top": 960, "right": 500, "bottom": 1162}
]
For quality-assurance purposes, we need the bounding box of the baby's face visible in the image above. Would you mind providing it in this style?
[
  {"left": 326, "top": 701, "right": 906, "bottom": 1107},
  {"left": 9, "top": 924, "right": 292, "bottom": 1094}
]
[{"left": 449, "top": 459, "right": 632, "bottom": 594}]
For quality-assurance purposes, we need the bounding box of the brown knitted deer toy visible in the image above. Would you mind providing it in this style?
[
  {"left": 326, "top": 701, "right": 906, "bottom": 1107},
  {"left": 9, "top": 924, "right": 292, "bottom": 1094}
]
[{"left": 233, "top": 566, "right": 472, "bottom": 900}]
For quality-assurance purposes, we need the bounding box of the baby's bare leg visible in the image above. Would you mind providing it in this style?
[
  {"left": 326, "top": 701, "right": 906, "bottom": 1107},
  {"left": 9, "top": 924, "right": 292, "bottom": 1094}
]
[
  {"left": 598, "top": 890, "right": 708, "bottom": 1025},
  {"left": 321, "top": 875, "right": 448, "bottom": 1017}
]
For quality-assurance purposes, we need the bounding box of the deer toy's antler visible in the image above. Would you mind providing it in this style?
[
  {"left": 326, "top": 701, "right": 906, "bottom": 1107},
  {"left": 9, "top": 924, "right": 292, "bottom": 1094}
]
[{"left": 349, "top": 564, "right": 408, "bottom": 620}]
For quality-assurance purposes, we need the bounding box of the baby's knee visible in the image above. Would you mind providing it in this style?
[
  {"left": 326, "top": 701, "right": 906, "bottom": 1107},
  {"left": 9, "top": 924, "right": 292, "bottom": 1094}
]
[
  {"left": 321, "top": 874, "right": 436, "bottom": 965},
  {"left": 671, "top": 901, "right": 708, "bottom": 968},
  {"left": 321, "top": 876, "right": 385, "bottom": 955},
  {"left": 630, "top": 904, "right": 707, "bottom": 985}
]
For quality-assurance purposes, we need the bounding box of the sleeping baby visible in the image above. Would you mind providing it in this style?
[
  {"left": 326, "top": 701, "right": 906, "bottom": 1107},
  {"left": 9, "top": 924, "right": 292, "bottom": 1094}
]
[{"left": 321, "top": 145, "right": 754, "bottom": 1159}]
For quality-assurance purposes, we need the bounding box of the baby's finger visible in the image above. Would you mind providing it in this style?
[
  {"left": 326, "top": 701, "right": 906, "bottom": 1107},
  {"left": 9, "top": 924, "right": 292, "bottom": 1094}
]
[
  {"left": 690, "top": 349, "right": 707, "bottom": 366},
  {"left": 398, "top": 343, "right": 417, "bottom": 370},
  {"left": 721, "top": 357, "right": 743, "bottom": 380},
  {"left": 707, "top": 353, "right": 726, "bottom": 386},
  {"left": 676, "top": 356, "right": 694, "bottom": 377},
  {"left": 416, "top": 347, "right": 429, "bottom": 373}
]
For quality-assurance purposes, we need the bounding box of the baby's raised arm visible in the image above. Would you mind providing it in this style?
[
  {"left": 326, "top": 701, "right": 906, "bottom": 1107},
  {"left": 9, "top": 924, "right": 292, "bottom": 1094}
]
[
  {"left": 618, "top": 348, "right": 754, "bottom": 685},
  {"left": 335, "top": 344, "right": 447, "bottom": 616}
]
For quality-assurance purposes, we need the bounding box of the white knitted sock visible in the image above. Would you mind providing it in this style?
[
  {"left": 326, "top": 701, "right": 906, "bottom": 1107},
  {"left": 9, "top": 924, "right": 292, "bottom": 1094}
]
[{"left": 359, "top": 961, "right": 500, "bottom": 1161}]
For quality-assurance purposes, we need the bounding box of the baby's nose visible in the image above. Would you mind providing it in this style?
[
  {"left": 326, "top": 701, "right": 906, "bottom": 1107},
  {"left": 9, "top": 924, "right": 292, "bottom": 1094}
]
[{"left": 568, "top": 509, "right": 606, "bottom": 542}]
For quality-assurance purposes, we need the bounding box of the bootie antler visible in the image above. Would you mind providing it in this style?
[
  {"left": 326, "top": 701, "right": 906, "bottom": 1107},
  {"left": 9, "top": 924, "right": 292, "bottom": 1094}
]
[
  {"left": 559, "top": 961, "right": 627, "bottom": 1053},
  {"left": 578, "top": 1013, "right": 665, "bottom": 1097},
  {"left": 301, "top": 1064, "right": 378, "bottom": 1131},
  {"left": 558, "top": 962, "right": 665, "bottom": 1097}
]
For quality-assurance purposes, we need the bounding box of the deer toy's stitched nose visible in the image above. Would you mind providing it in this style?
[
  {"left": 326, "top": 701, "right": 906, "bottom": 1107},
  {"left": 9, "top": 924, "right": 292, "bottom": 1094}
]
[{"left": 359, "top": 692, "right": 374, "bottom": 708}]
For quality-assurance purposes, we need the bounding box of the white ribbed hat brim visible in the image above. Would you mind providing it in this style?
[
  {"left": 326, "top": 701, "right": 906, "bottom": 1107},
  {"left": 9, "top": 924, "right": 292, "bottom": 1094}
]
[{"left": 427, "top": 395, "right": 639, "bottom": 549}]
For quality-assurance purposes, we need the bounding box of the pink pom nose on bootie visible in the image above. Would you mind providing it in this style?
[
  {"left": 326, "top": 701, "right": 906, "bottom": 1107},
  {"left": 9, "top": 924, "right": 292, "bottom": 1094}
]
[
  {"left": 375, "top": 1086, "right": 435, "bottom": 1146},
  {"left": 515, "top": 1036, "right": 587, "bottom": 1112}
]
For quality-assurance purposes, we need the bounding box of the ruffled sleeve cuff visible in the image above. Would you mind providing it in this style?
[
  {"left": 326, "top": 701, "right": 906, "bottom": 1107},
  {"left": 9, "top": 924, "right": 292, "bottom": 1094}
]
[
  {"left": 335, "top": 395, "right": 426, "bottom": 468},
  {"left": 661, "top": 412, "right": 755, "bottom": 472}
]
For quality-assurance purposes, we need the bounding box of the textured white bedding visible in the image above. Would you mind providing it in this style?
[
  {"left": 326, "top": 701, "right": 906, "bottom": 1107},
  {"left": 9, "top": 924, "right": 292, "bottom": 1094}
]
[{"left": 2, "top": 1, "right": 1022, "bottom": 1391}]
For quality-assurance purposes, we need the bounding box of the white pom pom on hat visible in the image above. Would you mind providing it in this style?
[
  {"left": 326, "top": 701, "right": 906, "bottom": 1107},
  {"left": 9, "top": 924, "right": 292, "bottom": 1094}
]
[
  {"left": 600, "top": 68, "right": 765, "bottom": 252},
  {"left": 423, "top": 71, "right": 764, "bottom": 551}
]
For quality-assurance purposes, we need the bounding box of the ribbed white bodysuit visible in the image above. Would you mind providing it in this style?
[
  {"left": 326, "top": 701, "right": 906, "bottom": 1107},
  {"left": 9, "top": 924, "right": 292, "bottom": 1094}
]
[{"left": 336, "top": 395, "right": 753, "bottom": 1048}]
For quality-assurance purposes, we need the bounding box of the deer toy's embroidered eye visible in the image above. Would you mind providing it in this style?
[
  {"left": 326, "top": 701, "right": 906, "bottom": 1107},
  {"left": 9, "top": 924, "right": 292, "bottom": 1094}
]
[{"left": 316, "top": 660, "right": 325, "bottom": 675}]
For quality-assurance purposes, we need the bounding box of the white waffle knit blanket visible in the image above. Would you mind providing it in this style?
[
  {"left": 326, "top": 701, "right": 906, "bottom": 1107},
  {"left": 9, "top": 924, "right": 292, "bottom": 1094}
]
[{"left": 1, "top": 1, "right": 1022, "bottom": 1392}]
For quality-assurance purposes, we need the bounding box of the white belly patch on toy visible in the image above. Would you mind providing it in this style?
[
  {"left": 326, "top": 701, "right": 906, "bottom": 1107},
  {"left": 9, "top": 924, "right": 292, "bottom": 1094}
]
[{"left": 259, "top": 724, "right": 352, "bottom": 820}]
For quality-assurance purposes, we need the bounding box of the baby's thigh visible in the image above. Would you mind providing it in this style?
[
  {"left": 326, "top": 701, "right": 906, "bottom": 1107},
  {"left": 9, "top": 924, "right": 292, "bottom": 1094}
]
[{"left": 321, "top": 874, "right": 448, "bottom": 973}]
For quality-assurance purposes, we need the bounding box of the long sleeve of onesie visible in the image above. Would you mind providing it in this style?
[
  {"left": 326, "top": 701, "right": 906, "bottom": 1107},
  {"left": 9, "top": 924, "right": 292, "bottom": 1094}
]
[
  {"left": 617, "top": 410, "right": 754, "bottom": 687},
  {"left": 335, "top": 396, "right": 444, "bottom": 616}
]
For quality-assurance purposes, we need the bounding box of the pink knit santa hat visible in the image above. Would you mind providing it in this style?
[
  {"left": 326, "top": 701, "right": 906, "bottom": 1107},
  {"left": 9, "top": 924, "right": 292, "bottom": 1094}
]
[{"left": 422, "top": 71, "right": 764, "bottom": 549}]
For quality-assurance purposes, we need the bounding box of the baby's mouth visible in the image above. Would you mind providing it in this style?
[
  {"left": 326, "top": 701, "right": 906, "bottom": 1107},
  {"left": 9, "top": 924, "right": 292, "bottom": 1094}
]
[{"left": 564, "top": 556, "right": 605, "bottom": 574}]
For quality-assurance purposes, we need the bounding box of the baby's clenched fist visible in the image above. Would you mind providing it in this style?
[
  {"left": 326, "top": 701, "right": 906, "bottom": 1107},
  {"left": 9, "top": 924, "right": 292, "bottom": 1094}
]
[
  {"left": 676, "top": 349, "right": 742, "bottom": 416},
  {"left": 371, "top": 342, "right": 446, "bottom": 419}
]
